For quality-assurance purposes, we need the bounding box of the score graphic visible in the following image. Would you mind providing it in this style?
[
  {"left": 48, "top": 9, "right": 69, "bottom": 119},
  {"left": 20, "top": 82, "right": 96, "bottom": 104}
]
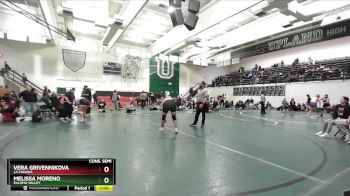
[{"left": 7, "top": 158, "right": 116, "bottom": 191}]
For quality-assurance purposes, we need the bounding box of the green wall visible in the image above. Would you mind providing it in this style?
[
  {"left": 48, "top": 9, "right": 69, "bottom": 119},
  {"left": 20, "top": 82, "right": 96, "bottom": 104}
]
[{"left": 149, "top": 55, "right": 179, "bottom": 96}]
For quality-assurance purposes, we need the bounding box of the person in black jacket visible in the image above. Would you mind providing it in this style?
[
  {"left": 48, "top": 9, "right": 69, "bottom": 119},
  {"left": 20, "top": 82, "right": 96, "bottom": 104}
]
[
  {"left": 50, "top": 92, "right": 67, "bottom": 121},
  {"left": 81, "top": 85, "right": 91, "bottom": 114},
  {"left": 315, "top": 96, "right": 350, "bottom": 138},
  {"left": 63, "top": 88, "right": 75, "bottom": 121},
  {"left": 18, "top": 85, "right": 37, "bottom": 117}
]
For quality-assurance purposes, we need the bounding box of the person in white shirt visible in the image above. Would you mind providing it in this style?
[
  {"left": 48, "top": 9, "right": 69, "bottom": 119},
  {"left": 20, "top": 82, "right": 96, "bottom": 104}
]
[{"left": 190, "top": 81, "right": 208, "bottom": 128}]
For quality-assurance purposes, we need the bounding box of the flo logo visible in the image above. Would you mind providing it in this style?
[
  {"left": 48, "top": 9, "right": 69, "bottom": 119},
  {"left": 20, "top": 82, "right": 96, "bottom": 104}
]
[{"left": 156, "top": 57, "right": 174, "bottom": 79}]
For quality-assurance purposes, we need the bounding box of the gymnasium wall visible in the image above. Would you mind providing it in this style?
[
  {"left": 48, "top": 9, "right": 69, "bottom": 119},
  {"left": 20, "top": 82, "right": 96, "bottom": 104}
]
[
  {"left": 179, "top": 64, "right": 231, "bottom": 95},
  {"left": 0, "top": 39, "right": 149, "bottom": 94},
  {"left": 231, "top": 35, "right": 350, "bottom": 71},
  {"left": 208, "top": 80, "right": 350, "bottom": 107}
]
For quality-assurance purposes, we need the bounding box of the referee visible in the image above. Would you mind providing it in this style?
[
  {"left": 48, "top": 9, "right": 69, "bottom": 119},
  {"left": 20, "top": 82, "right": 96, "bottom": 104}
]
[
  {"left": 190, "top": 81, "right": 208, "bottom": 128},
  {"left": 159, "top": 92, "right": 178, "bottom": 133}
]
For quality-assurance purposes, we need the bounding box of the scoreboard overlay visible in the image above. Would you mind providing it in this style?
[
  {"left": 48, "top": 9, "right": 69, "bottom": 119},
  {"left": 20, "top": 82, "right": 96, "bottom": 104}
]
[{"left": 7, "top": 158, "right": 116, "bottom": 192}]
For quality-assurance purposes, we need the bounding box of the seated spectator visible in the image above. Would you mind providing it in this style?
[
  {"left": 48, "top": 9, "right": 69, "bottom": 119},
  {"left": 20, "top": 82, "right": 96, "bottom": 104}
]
[
  {"left": 322, "top": 94, "right": 330, "bottom": 110},
  {"left": 235, "top": 100, "right": 245, "bottom": 110},
  {"left": 50, "top": 92, "right": 67, "bottom": 121},
  {"left": 0, "top": 96, "right": 16, "bottom": 123},
  {"left": 300, "top": 103, "right": 307, "bottom": 111},
  {"left": 98, "top": 99, "right": 107, "bottom": 113},
  {"left": 296, "top": 103, "right": 301, "bottom": 111},
  {"left": 266, "top": 101, "right": 273, "bottom": 109},
  {"left": 315, "top": 96, "right": 350, "bottom": 139},
  {"left": 290, "top": 98, "right": 298, "bottom": 111},
  {"left": 292, "top": 58, "right": 299, "bottom": 66}
]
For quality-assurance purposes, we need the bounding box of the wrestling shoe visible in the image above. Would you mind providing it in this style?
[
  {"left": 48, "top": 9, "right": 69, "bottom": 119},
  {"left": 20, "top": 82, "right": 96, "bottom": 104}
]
[
  {"left": 159, "top": 127, "right": 164, "bottom": 131},
  {"left": 315, "top": 131, "right": 324, "bottom": 136},
  {"left": 319, "top": 133, "right": 330, "bottom": 138}
]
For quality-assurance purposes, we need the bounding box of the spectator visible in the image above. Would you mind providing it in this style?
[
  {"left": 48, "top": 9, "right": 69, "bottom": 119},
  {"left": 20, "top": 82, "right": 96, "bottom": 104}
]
[
  {"left": 308, "top": 57, "right": 313, "bottom": 65},
  {"left": 235, "top": 100, "right": 245, "bottom": 110},
  {"left": 43, "top": 86, "right": 50, "bottom": 97},
  {"left": 18, "top": 85, "right": 37, "bottom": 117},
  {"left": 111, "top": 90, "right": 119, "bottom": 111},
  {"left": 0, "top": 96, "right": 16, "bottom": 123},
  {"left": 139, "top": 91, "right": 147, "bottom": 109},
  {"left": 4, "top": 61, "right": 11, "bottom": 75},
  {"left": 322, "top": 94, "right": 330, "bottom": 109},
  {"left": 50, "top": 92, "right": 67, "bottom": 122},
  {"left": 315, "top": 96, "right": 350, "bottom": 139},
  {"left": 63, "top": 88, "right": 75, "bottom": 121},
  {"left": 260, "top": 92, "right": 266, "bottom": 115},
  {"left": 22, "top": 73, "right": 27, "bottom": 86},
  {"left": 290, "top": 98, "right": 298, "bottom": 111},
  {"left": 93, "top": 92, "right": 98, "bottom": 105},
  {"left": 98, "top": 99, "right": 107, "bottom": 113},
  {"left": 301, "top": 103, "right": 307, "bottom": 111},
  {"left": 306, "top": 94, "right": 311, "bottom": 108},
  {"left": 296, "top": 103, "right": 301, "bottom": 111},
  {"left": 281, "top": 98, "right": 289, "bottom": 111}
]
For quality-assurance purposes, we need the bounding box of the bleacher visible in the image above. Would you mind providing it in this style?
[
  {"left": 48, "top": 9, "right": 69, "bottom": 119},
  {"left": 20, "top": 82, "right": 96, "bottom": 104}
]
[{"left": 211, "top": 56, "right": 350, "bottom": 87}]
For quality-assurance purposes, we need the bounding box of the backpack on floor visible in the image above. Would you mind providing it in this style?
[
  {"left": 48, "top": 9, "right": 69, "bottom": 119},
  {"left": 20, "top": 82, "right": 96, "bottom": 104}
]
[{"left": 32, "top": 111, "right": 42, "bottom": 122}]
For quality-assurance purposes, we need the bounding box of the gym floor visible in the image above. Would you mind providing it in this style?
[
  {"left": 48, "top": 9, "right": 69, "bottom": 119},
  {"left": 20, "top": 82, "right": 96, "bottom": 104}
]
[{"left": 0, "top": 109, "right": 350, "bottom": 196}]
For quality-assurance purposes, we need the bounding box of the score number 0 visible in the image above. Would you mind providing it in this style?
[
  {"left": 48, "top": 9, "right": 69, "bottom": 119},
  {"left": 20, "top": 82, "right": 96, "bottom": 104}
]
[{"left": 103, "top": 166, "right": 110, "bottom": 184}]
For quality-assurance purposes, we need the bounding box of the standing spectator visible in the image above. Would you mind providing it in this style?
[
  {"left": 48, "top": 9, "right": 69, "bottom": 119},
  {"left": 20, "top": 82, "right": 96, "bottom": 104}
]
[
  {"left": 306, "top": 95, "right": 311, "bottom": 110},
  {"left": 93, "top": 92, "right": 98, "bottom": 105},
  {"left": 308, "top": 57, "right": 313, "bottom": 65},
  {"left": 18, "top": 85, "right": 37, "bottom": 118},
  {"left": 22, "top": 73, "right": 27, "bottom": 86},
  {"left": 111, "top": 90, "right": 119, "bottom": 111},
  {"left": 139, "top": 91, "right": 147, "bottom": 109},
  {"left": 43, "top": 86, "right": 50, "bottom": 97},
  {"left": 260, "top": 92, "right": 266, "bottom": 115},
  {"left": 4, "top": 61, "right": 11, "bottom": 75},
  {"left": 63, "top": 88, "right": 75, "bottom": 121},
  {"left": 129, "top": 93, "right": 136, "bottom": 106}
]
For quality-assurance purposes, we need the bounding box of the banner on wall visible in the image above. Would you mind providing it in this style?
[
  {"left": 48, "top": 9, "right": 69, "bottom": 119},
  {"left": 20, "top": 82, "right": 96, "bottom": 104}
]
[
  {"left": 62, "top": 49, "right": 86, "bottom": 72},
  {"left": 149, "top": 54, "right": 180, "bottom": 96},
  {"left": 231, "top": 19, "right": 350, "bottom": 60}
]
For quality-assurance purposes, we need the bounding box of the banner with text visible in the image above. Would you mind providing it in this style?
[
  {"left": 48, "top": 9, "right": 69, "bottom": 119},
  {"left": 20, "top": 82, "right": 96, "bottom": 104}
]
[{"left": 231, "top": 19, "right": 350, "bottom": 59}]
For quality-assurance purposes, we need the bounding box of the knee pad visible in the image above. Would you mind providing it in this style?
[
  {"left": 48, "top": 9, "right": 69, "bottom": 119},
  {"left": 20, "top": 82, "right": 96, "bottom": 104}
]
[
  {"left": 162, "top": 114, "right": 166, "bottom": 121},
  {"left": 172, "top": 114, "right": 176, "bottom": 121}
]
